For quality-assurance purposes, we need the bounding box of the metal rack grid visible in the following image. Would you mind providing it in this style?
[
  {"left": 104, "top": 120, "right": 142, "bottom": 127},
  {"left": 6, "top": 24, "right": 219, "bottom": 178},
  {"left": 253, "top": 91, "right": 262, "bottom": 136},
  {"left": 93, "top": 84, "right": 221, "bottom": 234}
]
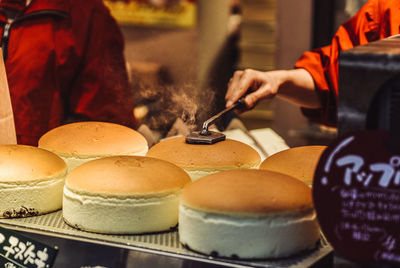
[{"left": 0, "top": 211, "right": 333, "bottom": 268}]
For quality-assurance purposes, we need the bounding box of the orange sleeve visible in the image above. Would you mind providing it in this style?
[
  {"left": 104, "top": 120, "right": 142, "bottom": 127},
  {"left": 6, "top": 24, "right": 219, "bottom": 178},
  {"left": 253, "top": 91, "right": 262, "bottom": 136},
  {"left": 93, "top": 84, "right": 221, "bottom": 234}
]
[{"left": 295, "top": 0, "right": 381, "bottom": 126}]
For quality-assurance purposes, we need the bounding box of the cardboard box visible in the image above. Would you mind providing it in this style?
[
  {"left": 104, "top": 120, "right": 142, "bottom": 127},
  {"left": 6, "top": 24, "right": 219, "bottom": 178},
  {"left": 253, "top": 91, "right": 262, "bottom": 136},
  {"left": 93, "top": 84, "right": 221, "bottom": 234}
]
[
  {"left": 240, "top": 20, "right": 275, "bottom": 44},
  {"left": 238, "top": 43, "right": 276, "bottom": 71},
  {"left": 241, "top": 0, "right": 276, "bottom": 22}
]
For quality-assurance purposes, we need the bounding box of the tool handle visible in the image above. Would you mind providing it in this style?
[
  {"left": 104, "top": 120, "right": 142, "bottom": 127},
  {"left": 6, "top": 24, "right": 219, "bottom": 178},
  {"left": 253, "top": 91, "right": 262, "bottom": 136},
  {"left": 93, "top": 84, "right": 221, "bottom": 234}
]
[{"left": 200, "top": 98, "right": 246, "bottom": 135}]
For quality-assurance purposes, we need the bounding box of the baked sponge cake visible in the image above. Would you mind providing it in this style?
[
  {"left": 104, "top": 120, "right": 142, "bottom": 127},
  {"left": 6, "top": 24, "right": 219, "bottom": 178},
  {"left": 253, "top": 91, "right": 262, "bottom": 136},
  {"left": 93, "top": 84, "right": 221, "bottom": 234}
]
[
  {"left": 38, "top": 121, "right": 148, "bottom": 171},
  {"left": 0, "top": 145, "right": 67, "bottom": 218},
  {"left": 259, "top": 146, "right": 327, "bottom": 186},
  {"left": 63, "top": 155, "right": 191, "bottom": 234},
  {"left": 179, "top": 169, "right": 320, "bottom": 259},
  {"left": 146, "top": 136, "right": 261, "bottom": 181}
]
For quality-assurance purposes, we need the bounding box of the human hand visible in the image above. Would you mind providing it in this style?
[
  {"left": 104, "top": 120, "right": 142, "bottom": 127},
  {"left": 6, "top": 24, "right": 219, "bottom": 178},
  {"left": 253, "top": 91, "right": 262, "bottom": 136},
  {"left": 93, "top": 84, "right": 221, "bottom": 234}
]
[{"left": 225, "top": 69, "right": 282, "bottom": 110}]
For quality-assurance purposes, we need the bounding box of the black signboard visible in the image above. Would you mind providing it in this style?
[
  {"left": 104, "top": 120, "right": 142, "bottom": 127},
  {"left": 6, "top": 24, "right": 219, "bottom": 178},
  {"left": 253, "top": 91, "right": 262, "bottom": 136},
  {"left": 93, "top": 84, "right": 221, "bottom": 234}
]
[
  {"left": 0, "top": 226, "right": 58, "bottom": 268},
  {"left": 314, "top": 130, "right": 400, "bottom": 265}
]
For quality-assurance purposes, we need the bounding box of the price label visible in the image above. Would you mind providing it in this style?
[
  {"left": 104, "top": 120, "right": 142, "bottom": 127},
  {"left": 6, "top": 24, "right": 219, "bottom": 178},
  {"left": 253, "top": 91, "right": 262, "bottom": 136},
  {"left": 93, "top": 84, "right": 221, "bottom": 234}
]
[
  {"left": 0, "top": 226, "right": 58, "bottom": 268},
  {"left": 314, "top": 130, "right": 400, "bottom": 265}
]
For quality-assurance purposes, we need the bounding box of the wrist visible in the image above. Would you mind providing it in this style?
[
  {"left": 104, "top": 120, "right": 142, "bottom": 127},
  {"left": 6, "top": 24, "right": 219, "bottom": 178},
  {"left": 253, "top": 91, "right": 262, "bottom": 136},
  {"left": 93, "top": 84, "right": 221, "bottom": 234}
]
[{"left": 268, "top": 70, "right": 290, "bottom": 93}]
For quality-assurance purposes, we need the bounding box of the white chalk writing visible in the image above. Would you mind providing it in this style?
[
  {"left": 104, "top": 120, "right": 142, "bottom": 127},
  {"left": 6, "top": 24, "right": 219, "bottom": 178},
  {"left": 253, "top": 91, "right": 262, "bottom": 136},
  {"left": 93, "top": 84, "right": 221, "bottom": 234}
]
[{"left": 0, "top": 234, "right": 50, "bottom": 268}]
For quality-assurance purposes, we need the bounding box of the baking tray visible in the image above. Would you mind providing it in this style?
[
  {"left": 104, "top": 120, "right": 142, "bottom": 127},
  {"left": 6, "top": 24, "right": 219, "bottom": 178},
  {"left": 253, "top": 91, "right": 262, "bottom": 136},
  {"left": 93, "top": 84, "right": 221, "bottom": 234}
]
[{"left": 0, "top": 211, "right": 333, "bottom": 268}]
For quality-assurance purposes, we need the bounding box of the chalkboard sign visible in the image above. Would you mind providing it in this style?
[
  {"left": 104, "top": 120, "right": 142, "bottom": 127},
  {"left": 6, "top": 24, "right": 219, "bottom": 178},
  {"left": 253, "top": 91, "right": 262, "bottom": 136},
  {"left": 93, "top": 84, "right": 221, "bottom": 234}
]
[
  {"left": 0, "top": 226, "right": 58, "bottom": 268},
  {"left": 314, "top": 130, "right": 400, "bottom": 265}
]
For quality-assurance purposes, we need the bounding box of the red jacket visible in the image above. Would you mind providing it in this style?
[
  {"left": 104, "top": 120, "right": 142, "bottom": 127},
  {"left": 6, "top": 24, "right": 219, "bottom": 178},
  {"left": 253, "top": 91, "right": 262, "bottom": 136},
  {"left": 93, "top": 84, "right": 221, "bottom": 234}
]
[
  {"left": 295, "top": 0, "right": 400, "bottom": 126},
  {"left": 0, "top": 0, "right": 136, "bottom": 145}
]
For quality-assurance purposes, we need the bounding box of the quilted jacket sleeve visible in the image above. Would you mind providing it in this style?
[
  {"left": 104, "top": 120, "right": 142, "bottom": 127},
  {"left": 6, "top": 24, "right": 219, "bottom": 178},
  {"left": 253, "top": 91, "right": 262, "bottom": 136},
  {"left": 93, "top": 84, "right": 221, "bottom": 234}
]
[{"left": 68, "top": 0, "right": 137, "bottom": 129}]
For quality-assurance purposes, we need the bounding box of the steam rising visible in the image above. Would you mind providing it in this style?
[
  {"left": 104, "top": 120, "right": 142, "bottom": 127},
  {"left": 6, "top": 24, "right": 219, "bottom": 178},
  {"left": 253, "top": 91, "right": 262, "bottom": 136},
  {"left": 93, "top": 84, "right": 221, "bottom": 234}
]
[{"left": 133, "top": 82, "right": 216, "bottom": 136}]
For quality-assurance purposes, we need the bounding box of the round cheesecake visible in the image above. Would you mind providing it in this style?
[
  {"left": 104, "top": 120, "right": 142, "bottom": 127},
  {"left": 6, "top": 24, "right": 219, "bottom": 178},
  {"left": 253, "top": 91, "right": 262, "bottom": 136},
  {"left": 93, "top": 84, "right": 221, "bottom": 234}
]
[
  {"left": 259, "top": 146, "right": 327, "bottom": 186},
  {"left": 38, "top": 121, "right": 148, "bottom": 171},
  {"left": 179, "top": 169, "right": 320, "bottom": 259},
  {"left": 63, "top": 155, "right": 191, "bottom": 234},
  {"left": 0, "top": 145, "right": 67, "bottom": 218},
  {"left": 146, "top": 136, "right": 261, "bottom": 181}
]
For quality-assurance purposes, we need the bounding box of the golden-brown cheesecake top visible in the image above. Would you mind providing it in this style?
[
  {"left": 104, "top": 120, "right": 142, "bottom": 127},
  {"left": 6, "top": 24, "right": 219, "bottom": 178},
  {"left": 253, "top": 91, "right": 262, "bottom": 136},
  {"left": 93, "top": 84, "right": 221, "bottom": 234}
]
[
  {"left": 38, "top": 121, "right": 148, "bottom": 157},
  {"left": 66, "top": 156, "right": 191, "bottom": 195},
  {"left": 259, "top": 146, "right": 327, "bottom": 183},
  {"left": 0, "top": 145, "right": 67, "bottom": 182},
  {"left": 181, "top": 169, "right": 313, "bottom": 215},
  {"left": 146, "top": 136, "right": 261, "bottom": 170}
]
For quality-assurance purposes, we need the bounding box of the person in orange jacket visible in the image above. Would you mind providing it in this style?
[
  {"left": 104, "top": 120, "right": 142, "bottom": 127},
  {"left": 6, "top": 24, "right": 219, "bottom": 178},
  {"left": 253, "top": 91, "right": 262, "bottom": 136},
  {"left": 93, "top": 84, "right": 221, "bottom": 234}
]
[
  {"left": 0, "top": 0, "right": 137, "bottom": 145},
  {"left": 225, "top": 0, "right": 400, "bottom": 127}
]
